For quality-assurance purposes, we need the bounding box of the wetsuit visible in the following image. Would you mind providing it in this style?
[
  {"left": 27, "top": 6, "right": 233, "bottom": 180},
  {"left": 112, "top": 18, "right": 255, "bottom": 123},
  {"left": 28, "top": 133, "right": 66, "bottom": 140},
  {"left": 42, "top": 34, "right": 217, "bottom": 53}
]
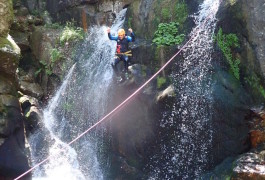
[{"left": 108, "top": 32, "right": 135, "bottom": 73}]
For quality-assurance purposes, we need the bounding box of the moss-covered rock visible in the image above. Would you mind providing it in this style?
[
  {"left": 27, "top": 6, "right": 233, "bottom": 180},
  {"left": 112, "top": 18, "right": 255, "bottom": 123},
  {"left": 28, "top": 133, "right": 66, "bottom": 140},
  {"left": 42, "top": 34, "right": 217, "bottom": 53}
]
[
  {"left": 0, "top": 0, "right": 14, "bottom": 37},
  {"left": 0, "top": 35, "right": 21, "bottom": 78}
]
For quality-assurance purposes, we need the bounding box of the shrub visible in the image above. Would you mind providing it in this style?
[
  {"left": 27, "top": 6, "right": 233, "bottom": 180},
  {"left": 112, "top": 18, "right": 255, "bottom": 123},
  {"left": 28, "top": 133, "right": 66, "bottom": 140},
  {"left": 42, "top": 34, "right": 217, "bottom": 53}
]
[
  {"left": 153, "top": 22, "right": 184, "bottom": 46},
  {"left": 60, "top": 22, "right": 85, "bottom": 45}
]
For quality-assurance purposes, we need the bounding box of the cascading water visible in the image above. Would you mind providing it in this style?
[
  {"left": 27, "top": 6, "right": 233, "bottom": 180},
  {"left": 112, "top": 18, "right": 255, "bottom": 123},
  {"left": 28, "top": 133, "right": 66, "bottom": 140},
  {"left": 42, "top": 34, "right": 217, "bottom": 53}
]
[
  {"left": 147, "top": 0, "right": 220, "bottom": 179},
  {"left": 29, "top": 9, "right": 128, "bottom": 180}
]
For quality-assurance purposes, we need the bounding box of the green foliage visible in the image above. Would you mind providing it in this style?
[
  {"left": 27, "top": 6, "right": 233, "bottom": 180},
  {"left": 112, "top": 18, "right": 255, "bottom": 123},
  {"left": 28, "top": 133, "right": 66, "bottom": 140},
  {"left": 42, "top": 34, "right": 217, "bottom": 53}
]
[
  {"left": 153, "top": 22, "right": 184, "bottom": 46},
  {"left": 215, "top": 28, "right": 240, "bottom": 79},
  {"left": 157, "top": 76, "right": 167, "bottom": 89},
  {"left": 245, "top": 73, "right": 265, "bottom": 99},
  {"left": 59, "top": 22, "right": 85, "bottom": 45},
  {"left": 50, "top": 48, "right": 63, "bottom": 63},
  {"left": 175, "top": 1, "right": 188, "bottom": 25},
  {"left": 35, "top": 60, "right": 52, "bottom": 77},
  {"left": 34, "top": 68, "right": 42, "bottom": 77}
]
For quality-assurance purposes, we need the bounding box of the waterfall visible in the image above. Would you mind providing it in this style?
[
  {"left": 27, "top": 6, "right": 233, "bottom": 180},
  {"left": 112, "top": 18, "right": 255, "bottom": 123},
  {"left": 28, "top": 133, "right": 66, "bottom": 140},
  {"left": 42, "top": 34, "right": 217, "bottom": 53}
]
[
  {"left": 147, "top": 0, "right": 220, "bottom": 179},
  {"left": 29, "top": 9, "right": 127, "bottom": 180}
]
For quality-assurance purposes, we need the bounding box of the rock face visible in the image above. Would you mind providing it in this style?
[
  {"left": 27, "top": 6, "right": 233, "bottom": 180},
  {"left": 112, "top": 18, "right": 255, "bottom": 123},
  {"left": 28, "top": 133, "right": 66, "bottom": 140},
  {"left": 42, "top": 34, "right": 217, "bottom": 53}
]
[
  {"left": 0, "top": 1, "right": 30, "bottom": 178},
  {"left": 203, "top": 108, "right": 265, "bottom": 179},
  {"left": 217, "top": 0, "right": 265, "bottom": 83},
  {"left": 44, "top": 0, "right": 134, "bottom": 27},
  {"left": 241, "top": 0, "right": 265, "bottom": 78}
]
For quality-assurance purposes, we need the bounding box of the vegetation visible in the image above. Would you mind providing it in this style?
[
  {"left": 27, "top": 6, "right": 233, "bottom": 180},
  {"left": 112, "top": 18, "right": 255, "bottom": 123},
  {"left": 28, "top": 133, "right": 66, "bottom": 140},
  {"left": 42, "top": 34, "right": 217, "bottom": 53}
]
[
  {"left": 59, "top": 22, "right": 85, "bottom": 45},
  {"left": 50, "top": 48, "right": 63, "bottom": 64},
  {"left": 35, "top": 60, "right": 52, "bottom": 77},
  {"left": 152, "top": 1, "right": 187, "bottom": 46},
  {"left": 161, "top": 8, "right": 171, "bottom": 21},
  {"left": 153, "top": 22, "right": 184, "bottom": 46},
  {"left": 215, "top": 28, "right": 240, "bottom": 79},
  {"left": 175, "top": 1, "right": 188, "bottom": 25},
  {"left": 157, "top": 76, "right": 167, "bottom": 89}
]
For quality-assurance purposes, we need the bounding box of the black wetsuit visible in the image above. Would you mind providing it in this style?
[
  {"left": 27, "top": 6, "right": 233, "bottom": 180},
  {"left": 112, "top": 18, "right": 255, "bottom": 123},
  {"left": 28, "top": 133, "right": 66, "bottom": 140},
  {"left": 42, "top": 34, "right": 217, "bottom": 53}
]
[{"left": 108, "top": 32, "right": 135, "bottom": 73}]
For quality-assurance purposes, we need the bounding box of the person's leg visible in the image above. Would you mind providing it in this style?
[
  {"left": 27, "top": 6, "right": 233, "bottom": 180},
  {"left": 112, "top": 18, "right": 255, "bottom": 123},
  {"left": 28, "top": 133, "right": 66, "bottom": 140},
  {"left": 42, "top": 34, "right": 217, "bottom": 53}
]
[
  {"left": 122, "top": 55, "right": 129, "bottom": 79},
  {"left": 112, "top": 56, "right": 120, "bottom": 73},
  {"left": 123, "top": 55, "right": 129, "bottom": 73}
]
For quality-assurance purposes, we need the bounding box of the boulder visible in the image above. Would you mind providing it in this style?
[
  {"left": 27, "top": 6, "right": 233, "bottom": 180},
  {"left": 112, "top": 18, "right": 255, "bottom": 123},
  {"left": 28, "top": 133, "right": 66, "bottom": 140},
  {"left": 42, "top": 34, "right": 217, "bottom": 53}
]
[
  {"left": 19, "top": 80, "right": 44, "bottom": 99},
  {"left": 19, "top": 95, "right": 40, "bottom": 111},
  {"left": 10, "top": 31, "right": 30, "bottom": 51},
  {"left": 24, "top": 105, "right": 43, "bottom": 133},
  {"left": 19, "top": 95, "right": 43, "bottom": 134},
  {"left": 0, "top": 0, "right": 13, "bottom": 37},
  {"left": 156, "top": 85, "right": 175, "bottom": 102},
  {"left": 0, "top": 35, "right": 21, "bottom": 78},
  {"left": 232, "top": 151, "right": 265, "bottom": 180}
]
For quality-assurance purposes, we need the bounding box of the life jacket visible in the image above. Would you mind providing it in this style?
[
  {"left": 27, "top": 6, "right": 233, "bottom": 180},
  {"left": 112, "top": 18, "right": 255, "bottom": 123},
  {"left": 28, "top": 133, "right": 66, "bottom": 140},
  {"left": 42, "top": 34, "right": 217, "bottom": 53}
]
[{"left": 116, "top": 37, "right": 130, "bottom": 53}]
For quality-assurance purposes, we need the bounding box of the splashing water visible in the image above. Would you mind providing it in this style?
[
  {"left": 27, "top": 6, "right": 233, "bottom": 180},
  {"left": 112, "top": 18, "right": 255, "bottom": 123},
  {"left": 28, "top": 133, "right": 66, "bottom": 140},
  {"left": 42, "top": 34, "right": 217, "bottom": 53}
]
[
  {"left": 29, "top": 9, "right": 127, "bottom": 180},
  {"left": 147, "top": 0, "right": 220, "bottom": 179}
]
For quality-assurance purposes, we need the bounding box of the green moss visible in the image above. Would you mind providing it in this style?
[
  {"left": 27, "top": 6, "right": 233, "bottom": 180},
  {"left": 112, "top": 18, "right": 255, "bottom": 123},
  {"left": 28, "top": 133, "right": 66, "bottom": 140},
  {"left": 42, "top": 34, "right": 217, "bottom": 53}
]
[
  {"left": 244, "top": 73, "right": 265, "bottom": 99},
  {"left": 215, "top": 28, "right": 240, "bottom": 79},
  {"left": 161, "top": 8, "right": 171, "bottom": 21},
  {"left": 0, "top": 37, "right": 12, "bottom": 48},
  {"left": 157, "top": 76, "right": 167, "bottom": 89}
]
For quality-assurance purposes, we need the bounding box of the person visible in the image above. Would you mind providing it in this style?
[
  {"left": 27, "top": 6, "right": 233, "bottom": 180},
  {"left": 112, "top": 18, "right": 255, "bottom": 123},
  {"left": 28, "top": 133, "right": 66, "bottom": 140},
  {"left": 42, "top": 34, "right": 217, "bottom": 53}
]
[{"left": 107, "top": 27, "right": 135, "bottom": 80}]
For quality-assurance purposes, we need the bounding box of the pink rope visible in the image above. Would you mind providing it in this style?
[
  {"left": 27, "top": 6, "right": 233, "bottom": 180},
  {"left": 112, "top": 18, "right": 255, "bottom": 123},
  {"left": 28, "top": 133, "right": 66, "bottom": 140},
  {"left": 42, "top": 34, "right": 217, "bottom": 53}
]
[{"left": 15, "top": 14, "right": 212, "bottom": 180}]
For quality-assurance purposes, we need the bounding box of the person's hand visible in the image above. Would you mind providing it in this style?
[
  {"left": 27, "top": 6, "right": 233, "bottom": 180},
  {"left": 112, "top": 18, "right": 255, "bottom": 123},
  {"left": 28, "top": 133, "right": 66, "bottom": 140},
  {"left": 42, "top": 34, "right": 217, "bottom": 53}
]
[
  {"left": 107, "top": 27, "right": 111, "bottom": 33},
  {"left": 128, "top": 28, "right": 133, "bottom": 33}
]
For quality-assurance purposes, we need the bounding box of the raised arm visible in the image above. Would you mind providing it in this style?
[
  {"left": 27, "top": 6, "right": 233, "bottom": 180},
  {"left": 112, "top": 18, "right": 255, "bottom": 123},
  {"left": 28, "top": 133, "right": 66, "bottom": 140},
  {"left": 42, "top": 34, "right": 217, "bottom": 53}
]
[
  {"left": 127, "top": 28, "right": 135, "bottom": 42},
  {"left": 107, "top": 27, "right": 118, "bottom": 41}
]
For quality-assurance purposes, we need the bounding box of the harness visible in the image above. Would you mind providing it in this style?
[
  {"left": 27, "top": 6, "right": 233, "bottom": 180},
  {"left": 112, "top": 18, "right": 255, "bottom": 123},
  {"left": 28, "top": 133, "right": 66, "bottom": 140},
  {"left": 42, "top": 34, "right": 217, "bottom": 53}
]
[{"left": 115, "top": 50, "right": 132, "bottom": 56}]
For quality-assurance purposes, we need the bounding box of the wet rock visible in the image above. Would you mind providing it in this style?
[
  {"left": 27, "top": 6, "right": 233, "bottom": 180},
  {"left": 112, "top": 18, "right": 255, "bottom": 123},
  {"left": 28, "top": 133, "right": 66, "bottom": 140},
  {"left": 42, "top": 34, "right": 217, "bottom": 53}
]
[
  {"left": 204, "top": 108, "right": 265, "bottom": 179},
  {"left": 19, "top": 95, "right": 43, "bottom": 134},
  {"left": 19, "top": 95, "right": 39, "bottom": 111},
  {"left": 211, "top": 69, "right": 252, "bottom": 164},
  {"left": 0, "top": 125, "right": 31, "bottom": 179},
  {"left": 249, "top": 109, "right": 265, "bottom": 148},
  {"left": 232, "top": 151, "right": 265, "bottom": 180},
  {"left": 156, "top": 85, "right": 175, "bottom": 102},
  {"left": 24, "top": 106, "right": 43, "bottom": 133}
]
